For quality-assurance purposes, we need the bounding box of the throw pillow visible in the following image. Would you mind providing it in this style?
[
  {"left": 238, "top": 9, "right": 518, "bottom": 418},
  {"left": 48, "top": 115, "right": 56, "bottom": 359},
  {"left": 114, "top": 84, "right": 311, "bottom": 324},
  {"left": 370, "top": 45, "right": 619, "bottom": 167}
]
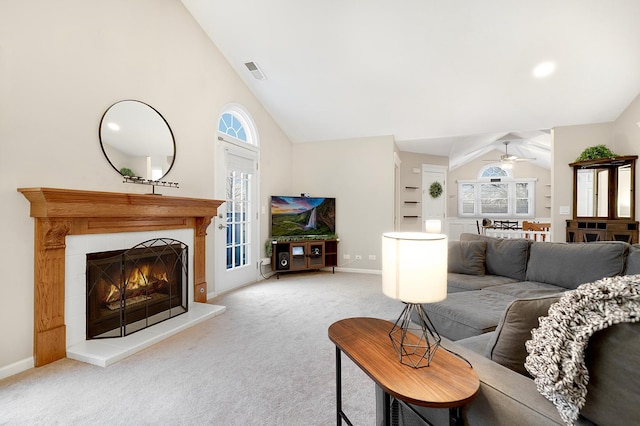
[
  {"left": 448, "top": 241, "right": 486, "bottom": 276},
  {"left": 460, "top": 233, "right": 529, "bottom": 280},
  {"left": 526, "top": 241, "right": 627, "bottom": 289},
  {"left": 626, "top": 245, "right": 640, "bottom": 275},
  {"left": 484, "top": 294, "right": 561, "bottom": 376}
]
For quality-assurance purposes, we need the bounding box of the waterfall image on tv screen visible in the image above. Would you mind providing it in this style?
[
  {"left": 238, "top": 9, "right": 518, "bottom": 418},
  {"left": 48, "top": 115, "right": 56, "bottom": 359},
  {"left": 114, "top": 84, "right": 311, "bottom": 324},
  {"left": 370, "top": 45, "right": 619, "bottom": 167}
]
[{"left": 271, "top": 196, "right": 335, "bottom": 237}]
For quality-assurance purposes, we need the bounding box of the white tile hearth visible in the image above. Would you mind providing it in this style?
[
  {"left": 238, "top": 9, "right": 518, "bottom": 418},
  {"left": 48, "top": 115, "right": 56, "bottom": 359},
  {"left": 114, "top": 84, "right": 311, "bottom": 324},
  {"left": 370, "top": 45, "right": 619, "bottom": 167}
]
[
  {"left": 64, "top": 228, "right": 226, "bottom": 367},
  {"left": 67, "top": 303, "right": 225, "bottom": 367}
]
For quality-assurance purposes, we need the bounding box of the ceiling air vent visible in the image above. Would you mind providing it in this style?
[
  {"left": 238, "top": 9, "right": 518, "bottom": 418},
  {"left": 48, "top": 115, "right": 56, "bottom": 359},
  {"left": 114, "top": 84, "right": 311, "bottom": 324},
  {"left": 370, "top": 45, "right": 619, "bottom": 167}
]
[{"left": 244, "top": 61, "right": 266, "bottom": 80}]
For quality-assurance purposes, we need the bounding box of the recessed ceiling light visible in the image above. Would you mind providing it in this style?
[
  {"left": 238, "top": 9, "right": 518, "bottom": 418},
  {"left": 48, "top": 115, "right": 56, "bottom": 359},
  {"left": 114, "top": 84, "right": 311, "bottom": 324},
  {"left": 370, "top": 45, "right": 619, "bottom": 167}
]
[{"left": 533, "top": 61, "right": 556, "bottom": 78}]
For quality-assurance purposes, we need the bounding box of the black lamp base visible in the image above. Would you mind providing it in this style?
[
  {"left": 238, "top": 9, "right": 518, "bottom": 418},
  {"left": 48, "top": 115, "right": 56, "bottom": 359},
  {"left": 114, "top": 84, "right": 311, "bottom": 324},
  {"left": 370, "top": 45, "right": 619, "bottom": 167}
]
[{"left": 389, "top": 303, "right": 442, "bottom": 368}]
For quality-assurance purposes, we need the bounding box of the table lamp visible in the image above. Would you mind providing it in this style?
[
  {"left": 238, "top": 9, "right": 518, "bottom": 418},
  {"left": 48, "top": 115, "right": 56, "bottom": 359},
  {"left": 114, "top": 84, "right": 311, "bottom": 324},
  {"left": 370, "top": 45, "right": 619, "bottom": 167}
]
[{"left": 382, "top": 232, "right": 447, "bottom": 368}]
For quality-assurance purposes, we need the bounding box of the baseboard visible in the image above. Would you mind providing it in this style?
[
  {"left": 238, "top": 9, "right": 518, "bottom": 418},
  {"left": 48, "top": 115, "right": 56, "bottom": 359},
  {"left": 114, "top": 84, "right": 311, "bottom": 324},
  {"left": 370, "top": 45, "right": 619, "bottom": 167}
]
[
  {"left": 333, "top": 267, "right": 382, "bottom": 275},
  {"left": 0, "top": 357, "right": 34, "bottom": 380},
  {"left": 250, "top": 266, "right": 381, "bottom": 282}
]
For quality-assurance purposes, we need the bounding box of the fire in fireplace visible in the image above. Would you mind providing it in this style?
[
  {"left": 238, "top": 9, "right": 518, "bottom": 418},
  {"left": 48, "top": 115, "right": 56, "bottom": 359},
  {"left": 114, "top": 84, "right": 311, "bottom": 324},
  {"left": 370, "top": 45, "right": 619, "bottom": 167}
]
[{"left": 86, "top": 238, "right": 188, "bottom": 339}]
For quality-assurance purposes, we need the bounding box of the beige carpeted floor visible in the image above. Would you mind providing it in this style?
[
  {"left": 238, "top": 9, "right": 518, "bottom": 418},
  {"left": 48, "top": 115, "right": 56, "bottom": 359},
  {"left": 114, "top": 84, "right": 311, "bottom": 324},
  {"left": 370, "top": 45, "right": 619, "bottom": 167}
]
[{"left": 0, "top": 271, "right": 404, "bottom": 425}]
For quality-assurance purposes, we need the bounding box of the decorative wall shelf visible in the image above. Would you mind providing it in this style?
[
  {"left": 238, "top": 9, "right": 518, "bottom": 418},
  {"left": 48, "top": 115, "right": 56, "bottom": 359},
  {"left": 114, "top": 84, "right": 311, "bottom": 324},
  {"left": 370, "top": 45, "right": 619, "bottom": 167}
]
[
  {"left": 403, "top": 186, "right": 421, "bottom": 221},
  {"left": 123, "top": 176, "right": 179, "bottom": 194}
]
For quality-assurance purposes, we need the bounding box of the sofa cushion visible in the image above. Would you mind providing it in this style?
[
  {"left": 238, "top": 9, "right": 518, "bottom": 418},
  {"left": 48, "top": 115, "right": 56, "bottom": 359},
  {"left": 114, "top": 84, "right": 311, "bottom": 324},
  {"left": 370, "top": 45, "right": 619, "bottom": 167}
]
[
  {"left": 525, "top": 241, "right": 628, "bottom": 289},
  {"left": 626, "top": 244, "right": 640, "bottom": 275},
  {"left": 448, "top": 241, "right": 486, "bottom": 276},
  {"left": 447, "top": 273, "right": 518, "bottom": 293},
  {"left": 484, "top": 295, "right": 561, "bottom": 376},
  {"left": 460, "top": 233, "right": 529, "bottom": 281},
  {"left": 455, "top": 332, "right": 493, "bottom": 355},
  {"left": 421, "top": 290, "right": 516, "bottom": 340},
  {"left": 483, "top": 281, "right": 566, "bottom": 298},
  {"left": 580, "top": 322, "right": 640, "bottom": 426}
]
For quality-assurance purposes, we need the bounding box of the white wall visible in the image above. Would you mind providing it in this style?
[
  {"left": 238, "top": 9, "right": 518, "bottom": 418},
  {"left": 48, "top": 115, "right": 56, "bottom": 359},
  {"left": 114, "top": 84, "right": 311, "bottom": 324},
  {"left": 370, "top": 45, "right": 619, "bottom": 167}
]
[
  {"left": 0, "top": 0, "right": 292, "bottom": 374},
  {"left": 613, "top": 92, "right": 640, "bottom": 214},
  {"left": 291, "top": 136, "right": 395, "bottom": 271}
]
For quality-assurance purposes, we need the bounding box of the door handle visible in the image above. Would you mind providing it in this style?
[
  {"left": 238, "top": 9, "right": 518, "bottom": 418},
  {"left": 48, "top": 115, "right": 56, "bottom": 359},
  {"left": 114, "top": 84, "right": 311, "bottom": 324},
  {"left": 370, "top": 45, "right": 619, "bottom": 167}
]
[{"left": 218, "top": 224, "right": 227, "bottom": 230}]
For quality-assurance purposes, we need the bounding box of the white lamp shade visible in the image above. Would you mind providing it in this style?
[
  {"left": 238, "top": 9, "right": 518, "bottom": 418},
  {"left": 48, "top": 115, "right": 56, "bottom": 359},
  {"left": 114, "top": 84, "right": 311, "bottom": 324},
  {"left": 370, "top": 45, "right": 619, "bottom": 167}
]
[
  {"left": 424, "top": 220, "right": 442, "bottom": 233},
  {"left": 382, "top": 232, "right": 447, "bottom": 304}
]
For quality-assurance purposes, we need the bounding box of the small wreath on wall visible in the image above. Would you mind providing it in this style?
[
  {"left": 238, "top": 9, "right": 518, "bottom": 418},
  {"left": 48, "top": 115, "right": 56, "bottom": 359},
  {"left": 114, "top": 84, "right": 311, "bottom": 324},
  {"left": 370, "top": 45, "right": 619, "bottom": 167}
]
[{"left": 429, "top": 181, "right": 443, "bottom": 199}]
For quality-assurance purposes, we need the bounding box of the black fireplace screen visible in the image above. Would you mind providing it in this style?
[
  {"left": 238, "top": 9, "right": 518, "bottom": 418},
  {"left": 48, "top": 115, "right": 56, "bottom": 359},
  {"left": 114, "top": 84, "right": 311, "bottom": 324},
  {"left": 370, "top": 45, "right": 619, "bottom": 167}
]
[{"left": 86, "top": 238, "right": 188, "bottom": 339}]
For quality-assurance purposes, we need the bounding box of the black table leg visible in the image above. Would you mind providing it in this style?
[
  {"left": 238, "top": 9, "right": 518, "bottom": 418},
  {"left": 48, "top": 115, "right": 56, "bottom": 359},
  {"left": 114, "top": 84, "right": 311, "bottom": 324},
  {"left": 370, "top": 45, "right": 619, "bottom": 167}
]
[
  {"left": 335, "top": 346, "right": 355, "bottom": 425},
  {"left": 336, "top": 346, "right": 342, "bottom": 425},
  {"left": 449, "top": 407, "right": 463, "bottom": 426},
  {"left": 383, "top": 392, "right": 391, "bottom": 425}
]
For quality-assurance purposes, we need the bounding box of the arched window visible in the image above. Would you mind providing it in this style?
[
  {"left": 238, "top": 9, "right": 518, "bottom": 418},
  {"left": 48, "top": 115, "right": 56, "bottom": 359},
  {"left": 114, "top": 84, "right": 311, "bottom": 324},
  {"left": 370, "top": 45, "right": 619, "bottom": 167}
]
[
  {"left": 217, "top": 104, "right": 258, "bottom": 147},
  {"left": 218, "top": 112, "right": 247, "bottom": 142},
  {"left": 479, "top": 164, "right": 511, "bottom": 179}
]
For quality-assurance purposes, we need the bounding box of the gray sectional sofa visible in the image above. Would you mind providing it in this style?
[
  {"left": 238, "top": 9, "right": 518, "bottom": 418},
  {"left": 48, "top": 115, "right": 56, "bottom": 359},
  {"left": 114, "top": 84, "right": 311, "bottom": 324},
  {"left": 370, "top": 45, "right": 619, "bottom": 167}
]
[
  {"left": 430, "top": 233, "right": 630, "bottom": 341},
  {"left": 377, "top": 233, "right": 640, "bottom": 425}
]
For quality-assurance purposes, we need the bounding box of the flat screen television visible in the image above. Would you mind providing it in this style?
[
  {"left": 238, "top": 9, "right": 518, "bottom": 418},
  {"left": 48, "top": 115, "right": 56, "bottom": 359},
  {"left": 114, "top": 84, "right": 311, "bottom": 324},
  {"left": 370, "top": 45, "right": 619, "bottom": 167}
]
[{"left": 271, "top": 196, "right": 336, "bottom": 237}]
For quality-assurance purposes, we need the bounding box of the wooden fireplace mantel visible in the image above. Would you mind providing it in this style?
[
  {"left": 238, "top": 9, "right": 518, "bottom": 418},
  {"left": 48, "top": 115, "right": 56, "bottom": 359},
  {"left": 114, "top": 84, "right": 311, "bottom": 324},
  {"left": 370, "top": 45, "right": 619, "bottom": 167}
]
[{"left": 18, "top": 187, "right": 224, "bottom": 367}]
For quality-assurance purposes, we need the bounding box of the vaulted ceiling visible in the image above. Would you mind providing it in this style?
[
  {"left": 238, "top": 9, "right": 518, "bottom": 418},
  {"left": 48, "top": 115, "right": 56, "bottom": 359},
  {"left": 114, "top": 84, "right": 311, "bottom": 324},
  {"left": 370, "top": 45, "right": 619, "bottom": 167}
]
[{"left": 181, "top": 0, "right": 640, "bottom": 170}]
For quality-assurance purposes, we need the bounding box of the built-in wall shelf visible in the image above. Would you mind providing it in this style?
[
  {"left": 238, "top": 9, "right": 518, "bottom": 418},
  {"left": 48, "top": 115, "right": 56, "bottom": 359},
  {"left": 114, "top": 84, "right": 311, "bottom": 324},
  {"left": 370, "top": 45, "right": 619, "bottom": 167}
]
[
  {"left": 545, "top": 184, "right": 551, "bottom": 208},
  {"left": 403, "top": 184, "right": 420, "bottom": 221}
]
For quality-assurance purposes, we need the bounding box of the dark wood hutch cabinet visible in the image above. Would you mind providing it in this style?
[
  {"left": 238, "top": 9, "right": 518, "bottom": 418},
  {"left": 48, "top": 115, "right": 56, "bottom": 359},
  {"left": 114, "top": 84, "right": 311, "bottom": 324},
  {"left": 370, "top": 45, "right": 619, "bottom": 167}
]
[{"left": 566, "top": 155, "right": 638, "bottom": 243}]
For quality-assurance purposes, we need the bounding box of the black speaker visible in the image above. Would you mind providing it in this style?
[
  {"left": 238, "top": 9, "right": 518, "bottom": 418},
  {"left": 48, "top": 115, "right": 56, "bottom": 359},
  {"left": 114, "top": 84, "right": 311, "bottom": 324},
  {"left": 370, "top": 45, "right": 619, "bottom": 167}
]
[{"left": 278, "top": 252, "right": 290, "bottom": 270}]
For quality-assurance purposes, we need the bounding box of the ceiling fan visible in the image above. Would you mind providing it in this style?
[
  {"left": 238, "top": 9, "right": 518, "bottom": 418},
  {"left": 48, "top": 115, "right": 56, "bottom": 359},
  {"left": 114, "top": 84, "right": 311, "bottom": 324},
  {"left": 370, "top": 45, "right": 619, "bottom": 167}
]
[{"left": 485, "top": 141, "right": 536, "bottom": 167}]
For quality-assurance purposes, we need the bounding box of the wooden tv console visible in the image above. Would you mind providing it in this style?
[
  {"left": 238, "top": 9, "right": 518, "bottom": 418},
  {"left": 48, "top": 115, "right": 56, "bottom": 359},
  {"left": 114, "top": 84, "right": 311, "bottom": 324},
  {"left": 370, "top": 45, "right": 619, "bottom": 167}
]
[{"left": 271, "top": 239, "right": 338, "bottom": 276}]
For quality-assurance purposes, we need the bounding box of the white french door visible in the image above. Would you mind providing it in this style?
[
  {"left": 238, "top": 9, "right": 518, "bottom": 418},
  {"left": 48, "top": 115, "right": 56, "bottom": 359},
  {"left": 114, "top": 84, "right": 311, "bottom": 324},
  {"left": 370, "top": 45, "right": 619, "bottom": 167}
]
[{"left": 215, "top": 142, "right": 259, "bottom": 293}]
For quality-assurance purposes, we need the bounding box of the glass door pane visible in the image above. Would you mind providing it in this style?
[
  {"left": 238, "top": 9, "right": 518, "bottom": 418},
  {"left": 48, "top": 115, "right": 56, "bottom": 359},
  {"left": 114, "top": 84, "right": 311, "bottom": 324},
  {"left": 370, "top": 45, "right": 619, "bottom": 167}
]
[{"left": 226, "top": 171, "right": 252, "bottom": 270}]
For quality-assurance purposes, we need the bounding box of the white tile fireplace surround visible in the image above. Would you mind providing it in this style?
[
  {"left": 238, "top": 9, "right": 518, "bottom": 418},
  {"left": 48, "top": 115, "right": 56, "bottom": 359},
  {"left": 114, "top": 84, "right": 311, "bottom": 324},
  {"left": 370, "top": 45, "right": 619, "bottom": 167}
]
[{"left": 65, "top": 229, "right": 225, "bottom": 367}]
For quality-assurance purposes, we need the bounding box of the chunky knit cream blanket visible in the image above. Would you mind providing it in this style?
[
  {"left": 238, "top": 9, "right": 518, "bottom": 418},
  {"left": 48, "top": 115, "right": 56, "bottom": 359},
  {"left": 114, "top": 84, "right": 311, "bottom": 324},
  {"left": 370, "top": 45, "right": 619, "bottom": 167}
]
[{"left": 524, "top": 275, "right": 640, "bottom": 425}]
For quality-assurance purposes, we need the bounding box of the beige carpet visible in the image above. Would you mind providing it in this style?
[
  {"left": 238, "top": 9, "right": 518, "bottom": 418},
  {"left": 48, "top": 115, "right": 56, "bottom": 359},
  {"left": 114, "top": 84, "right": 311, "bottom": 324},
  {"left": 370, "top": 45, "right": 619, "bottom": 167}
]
[{"left": 0, "top": 271, "right": 404, "bottom": 425}]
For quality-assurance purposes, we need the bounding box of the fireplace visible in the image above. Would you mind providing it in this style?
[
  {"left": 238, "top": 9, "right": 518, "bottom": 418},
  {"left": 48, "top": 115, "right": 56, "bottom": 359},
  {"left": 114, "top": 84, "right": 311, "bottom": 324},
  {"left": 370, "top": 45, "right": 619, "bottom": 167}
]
[
  {"left": 19, "top": 187, "right": 224, "bottom": 367},
  {"left": 86, "top": 238, "right": 188, "bottom": 339}
]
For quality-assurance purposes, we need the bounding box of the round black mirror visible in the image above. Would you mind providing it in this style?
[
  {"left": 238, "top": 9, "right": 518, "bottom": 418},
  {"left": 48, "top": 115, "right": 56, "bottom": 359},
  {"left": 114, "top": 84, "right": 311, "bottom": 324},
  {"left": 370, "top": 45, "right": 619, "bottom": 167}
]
[{"left": 99, "top": 100, "right": 175, "bottom": 180}]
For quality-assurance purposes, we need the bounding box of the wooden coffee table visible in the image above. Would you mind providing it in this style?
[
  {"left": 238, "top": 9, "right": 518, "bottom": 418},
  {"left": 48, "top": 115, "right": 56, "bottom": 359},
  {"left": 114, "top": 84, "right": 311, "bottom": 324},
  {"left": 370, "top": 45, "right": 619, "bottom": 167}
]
[{"left": 328, "top": 317, "right": 479, "bottom": 425}]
